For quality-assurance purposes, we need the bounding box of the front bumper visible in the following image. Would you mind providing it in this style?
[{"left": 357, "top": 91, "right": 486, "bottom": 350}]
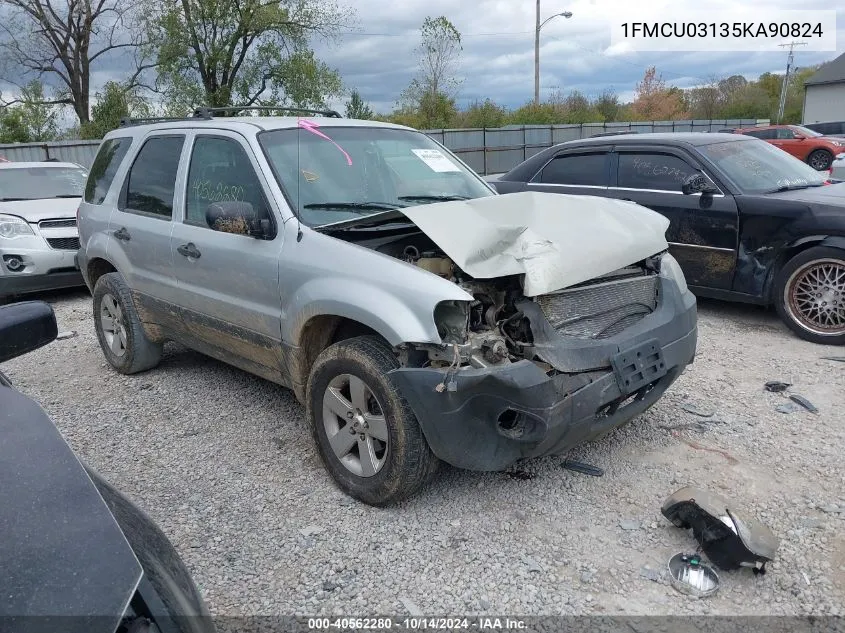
[
  {"left": 0, "top": 229, "right": 83, "bottom": 297},
  {"left": 388, "top": 277, "right": 697, "bottom": 471}
]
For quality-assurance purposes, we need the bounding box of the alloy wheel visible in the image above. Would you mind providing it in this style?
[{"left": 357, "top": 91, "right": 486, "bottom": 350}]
[
  {"left": 321, "top": 373, "right": 389, "bottom": 477},
  {"left": 784, "top": 258, "right": 845, "bottom": 336},
  {"left": 100, "top": 293, "right": 128, "bottom": 357}
]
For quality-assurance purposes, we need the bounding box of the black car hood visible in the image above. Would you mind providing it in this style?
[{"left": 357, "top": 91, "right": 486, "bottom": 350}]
[
  {"left": 0, "top": 386, "right": 143, "bottom": 633},
  {"left": 764, "top": 181, "right": 845, "bottom": 205}
]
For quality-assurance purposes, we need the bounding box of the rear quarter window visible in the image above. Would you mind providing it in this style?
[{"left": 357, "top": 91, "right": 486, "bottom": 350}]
[{"left": 84, "top": 137, "right": 132, "bottom": 205}]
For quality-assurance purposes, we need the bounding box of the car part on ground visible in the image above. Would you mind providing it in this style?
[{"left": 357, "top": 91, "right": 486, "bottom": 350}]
[
  {"left": 77, "top": 114, "right": 698, "bottom": 505},
  {"left": 667, "top": 553, "right": 720, "bottom": 597},
  {"left": 0, "top": 300, "right": 213, "bottom": 633},
  {"left": 661, "top": 486, "right": 780, "bottom": 574},
  {"left": 489, "top": 132, "right": 845, "bottom": 346}
]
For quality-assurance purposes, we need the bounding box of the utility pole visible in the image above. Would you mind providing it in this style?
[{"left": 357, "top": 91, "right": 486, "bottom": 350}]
[{"left": 776, "top": 41, "right": 807, "bottom": 123}]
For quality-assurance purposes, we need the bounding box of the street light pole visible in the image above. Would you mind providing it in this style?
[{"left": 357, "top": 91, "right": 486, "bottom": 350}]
[
  {"left": 534, "top": 4, "right": 573, "bottom": 105},
  {"left": 535, "top": 0, "right": 541, "bottom": 106}
]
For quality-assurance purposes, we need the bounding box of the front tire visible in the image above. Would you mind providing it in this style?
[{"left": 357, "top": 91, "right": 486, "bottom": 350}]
[
  {"left": 775, "top": 247, "right": 845, "bottom": 345},
  {"left": 807, "top": 149, "right": 833, "bottom": 171},
  {"left": 306, "top": 335, "right": 438, "bottom": 506},
  {"left": 93, "top": 272, "right": 163, "bottom": 373}
]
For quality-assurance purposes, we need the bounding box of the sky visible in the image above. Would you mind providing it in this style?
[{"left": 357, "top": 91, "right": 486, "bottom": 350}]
[
  {"left": 309, "top": 0, "right": 845, "bottom": 113},
  {"left": 2, "top": 0, "right": 844, "bottom": 119}
]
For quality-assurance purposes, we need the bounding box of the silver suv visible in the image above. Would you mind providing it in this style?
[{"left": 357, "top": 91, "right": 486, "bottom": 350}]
[{"left": 77, "top": 107, "right": 698, "bottom": 505}]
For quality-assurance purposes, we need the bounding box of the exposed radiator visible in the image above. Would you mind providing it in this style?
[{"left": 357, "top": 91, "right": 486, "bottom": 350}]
[{"left": 537, "top": 274, "right": 659, "bottom": 339}]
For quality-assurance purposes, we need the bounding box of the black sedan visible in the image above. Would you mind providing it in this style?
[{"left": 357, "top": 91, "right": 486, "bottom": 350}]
[{"left": 491, "top": 133, "right": 845, "bottom": 345}]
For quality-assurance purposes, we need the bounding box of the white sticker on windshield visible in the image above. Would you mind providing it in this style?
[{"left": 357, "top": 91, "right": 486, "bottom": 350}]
[{"left": 412, "top": 149, "right": 461, "bottom": 172}]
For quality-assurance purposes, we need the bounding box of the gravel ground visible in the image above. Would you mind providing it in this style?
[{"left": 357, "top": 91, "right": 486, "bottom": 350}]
[{"left": 4, "top": 288, "right": 844, "bottom": 617}]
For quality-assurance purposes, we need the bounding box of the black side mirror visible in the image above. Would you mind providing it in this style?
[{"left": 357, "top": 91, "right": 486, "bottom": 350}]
[
  {"left": 205, "top": 201, "right": 272, "bottom": 239},
  {"left": 0, "top": 301, "right": 58, "bottom": 364},
  {"left": 682, "top": 173, "right": 718, "bottom": 196}
]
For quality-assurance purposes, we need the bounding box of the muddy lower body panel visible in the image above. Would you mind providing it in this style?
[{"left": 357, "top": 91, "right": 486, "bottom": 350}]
[{"left": 388, "top": 280, "right": 697, "bottom": 471}]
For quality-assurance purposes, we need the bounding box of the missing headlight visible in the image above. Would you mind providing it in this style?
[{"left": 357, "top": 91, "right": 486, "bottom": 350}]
[{"left": 434, "top": 300, "right": 469, "bottom": 344}]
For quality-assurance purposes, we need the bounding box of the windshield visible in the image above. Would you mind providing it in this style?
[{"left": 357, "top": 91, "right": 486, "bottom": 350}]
[
  {"left": 699, "top": 138, "right": 827, "bottom": 194},
  {"left": 0, "top": 166, "right": 87, "bottom": 201},
  {"left": 791, "top": 125, "right": 822, "bottom": 137},
  {"left": 258, "top": 125, "right": 494, "bottom": 226}
]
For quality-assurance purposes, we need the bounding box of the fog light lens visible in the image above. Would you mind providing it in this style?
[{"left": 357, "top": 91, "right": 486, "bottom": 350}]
[{"left": 4, "top": 255, "right": 23, "bottom": 271}]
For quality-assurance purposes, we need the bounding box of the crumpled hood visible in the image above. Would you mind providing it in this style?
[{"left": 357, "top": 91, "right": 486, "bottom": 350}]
[
  {"left": 399, "top": 191, "right": 670, "bottom": 296},
  {"left": 0, "top": 197, "right": 81, "bottom": 223}
]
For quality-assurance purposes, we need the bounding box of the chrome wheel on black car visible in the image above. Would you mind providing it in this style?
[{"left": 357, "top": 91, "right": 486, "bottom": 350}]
[{"left": 775, "top": 247, "right": 845, "bottom": 345}]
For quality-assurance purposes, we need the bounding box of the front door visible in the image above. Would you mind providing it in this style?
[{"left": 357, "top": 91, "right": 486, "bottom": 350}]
[
  {"left": 770, "top": 127, "right": 805, "bottom": 161},
  {"left": 169, "top": 131, "right": 287, "bottom": 384},
  {"left": 607, "top": 147, "right": 739, "bottom": 290}
]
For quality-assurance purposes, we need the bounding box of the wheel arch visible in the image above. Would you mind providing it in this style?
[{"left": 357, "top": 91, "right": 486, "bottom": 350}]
[
  {"left": 765, "top": 235, "right": 845, "bottom": 303},
  {"left": 288, "top": 314, "right": 385, "bottom": 403}
]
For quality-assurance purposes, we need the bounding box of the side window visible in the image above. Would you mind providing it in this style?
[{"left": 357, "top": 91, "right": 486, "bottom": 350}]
[
  {"left": 122, "top": 136, "right": 184, "bottom": 218},
  {"left": 777, "top": 128, "right": 796, "bottom": 140},
  {"left": 185, "top": 136, "right": 272, "bottom": 229},
  {"left": 745, "top": 129, "right": 775, "bottom": 140},
  {"left": 84, "top": 137, "right": 132, "bottom": 205},
  {"left": 617, "top": 153, "right": 695, "bottom": 192},
  {"left": 537, "top": 153, "right": 609, "bottom": 186}
]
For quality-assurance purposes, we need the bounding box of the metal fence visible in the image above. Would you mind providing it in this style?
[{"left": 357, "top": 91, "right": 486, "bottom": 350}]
[
  {"left": 0, "top": 118, "right": 769, "bottom": 174},
  {"left": 423, "top": 119, "right": 769, "bottom": 175}
]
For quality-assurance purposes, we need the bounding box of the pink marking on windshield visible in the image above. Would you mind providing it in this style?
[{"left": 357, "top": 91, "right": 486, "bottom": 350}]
[{"left": 297, "top": 119, "right": 352, "bottom": 166}]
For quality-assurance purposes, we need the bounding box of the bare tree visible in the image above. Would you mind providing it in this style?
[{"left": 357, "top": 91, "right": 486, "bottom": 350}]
[{"left": 0, "top": 0, "right": 150, "bottom": 124}]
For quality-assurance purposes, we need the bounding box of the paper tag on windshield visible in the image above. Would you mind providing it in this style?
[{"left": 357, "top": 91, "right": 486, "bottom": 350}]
[{"left": 411, "top": 149, "right": 461, "bottom": 172}]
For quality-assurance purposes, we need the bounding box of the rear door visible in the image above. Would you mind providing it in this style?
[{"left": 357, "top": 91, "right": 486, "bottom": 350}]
[
  {"left": 169, "top": 130, "right": 286, "bottom": 382},
  {"left": 109, "top": 134, "right": 186, "bottom": 333},
  {"left": 606, "top": 145, "right": 739, "bottom": 290},
  {"left": 524, "top": 146, "right": 613, "bottom": 194}
]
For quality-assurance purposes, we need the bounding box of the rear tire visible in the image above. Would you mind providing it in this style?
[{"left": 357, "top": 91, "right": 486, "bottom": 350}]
[
  {"left": 93, "top": 272, "right": 163, "bottom": 373},
  {"left": 306, "top": 335, "right": 438, "bottom": 506},
  {"left": 807, "top": 149, "right": 833, "bottom": 171},
  {"left": 774, "top": 246, "right": 845, "bottom": 345}
]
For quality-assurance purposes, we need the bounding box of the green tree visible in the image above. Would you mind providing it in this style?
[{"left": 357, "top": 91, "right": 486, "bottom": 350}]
[
  {"left": 344, "top": 90, "right": 374, "bottom": 119},
  {"left": 458, "top": 98, "right": 506, "bottom": 128},
  {"left": 0, "top": 0, "right": 148, "bottom": 125},
  {"left": 0, "top": 80, "right": 60, "bottom": 142},
  {"left": 506, "top": 101, "right": 559, "bottom": 125},
  {"left": 594, "top": 89, "right": 621, "bottom": 122},
  {"left": 147, "top": 0, "right": 351, "bottom": 110},
  {"left": 80, "top": 82, "right": 151, "bottom": 140},
  {"left": 399, "top": 16, "right": 463, "bottom": 128}
]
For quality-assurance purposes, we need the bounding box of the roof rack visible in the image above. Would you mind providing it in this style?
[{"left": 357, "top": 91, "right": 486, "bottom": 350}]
[
  {"left": 192, "top": 106, "right": 342, "bottom": 119},
  {"left": 118, "top": 115, "right": 198, "bottom": 128},
  {"left": 117, "top": 105, "right": 343, "bottom": 128}
]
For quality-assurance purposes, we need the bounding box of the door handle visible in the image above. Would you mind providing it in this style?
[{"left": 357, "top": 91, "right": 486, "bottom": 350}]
[
  {"left": 177, "top": 242, "right": 201, "bottom": 259},
  {"left": 113, "top": 227, "right": 131, "bottom": 242}
]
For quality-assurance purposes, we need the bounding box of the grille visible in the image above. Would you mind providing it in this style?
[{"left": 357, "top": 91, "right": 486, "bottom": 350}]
[
  {"left": 39, "top": 218, "right": 77, "bottom": 229},
  {"left": 46, "top": 237, "right": 80, "bottom": 250},
  {"left": 537, "top": 274, "right": 658, "bottom": 339}
]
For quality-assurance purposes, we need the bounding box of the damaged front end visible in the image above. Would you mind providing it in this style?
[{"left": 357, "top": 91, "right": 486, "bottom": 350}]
[{"left": 326, "top": 192, "right": 698, "bottom": 471}]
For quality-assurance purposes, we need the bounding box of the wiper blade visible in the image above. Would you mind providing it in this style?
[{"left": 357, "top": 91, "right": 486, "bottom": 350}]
[
  {"left": 0, "top": 197, "right": 28, "bottom": 201},
  {"left": 51, "top": 194, "right": 81, "bottom": 198},
  {"left": 303, "top": 201, "right": 404, "bottom": 211},
  {"left": 768, "top": 184, "right": 810, "bottom": 193},
  {"left": 397, "top": 194, "right": 470, "bottom": 203}
]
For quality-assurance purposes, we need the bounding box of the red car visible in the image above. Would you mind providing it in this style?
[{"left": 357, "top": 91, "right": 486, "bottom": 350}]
[{"left": 734, "top": 124, "right": 845, "bottom": 171}]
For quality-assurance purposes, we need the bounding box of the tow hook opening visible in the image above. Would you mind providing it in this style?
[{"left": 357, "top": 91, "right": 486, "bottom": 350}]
[{"left": 497, "top": 408, "right": 526, "bottom": 439}]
